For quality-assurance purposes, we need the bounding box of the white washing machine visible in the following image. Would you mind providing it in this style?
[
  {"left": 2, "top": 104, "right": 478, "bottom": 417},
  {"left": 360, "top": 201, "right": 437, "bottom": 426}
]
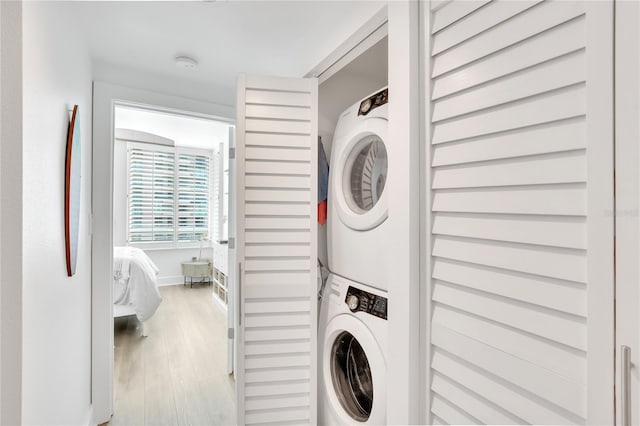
[
  {"left": 318, "top": 273, "right": 387, "bottom": 426},
  {"left": 327, "top": 88, "right": 389, "bottom": 291}
]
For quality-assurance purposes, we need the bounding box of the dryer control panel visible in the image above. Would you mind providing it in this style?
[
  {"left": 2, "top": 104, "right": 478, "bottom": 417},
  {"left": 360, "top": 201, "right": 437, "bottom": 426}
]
[
  {"left": 345, "top": 286, "right": 388, "bottom": 320},
  {"left": 358, "top": 88, "right": 388, "bottom": 116}
]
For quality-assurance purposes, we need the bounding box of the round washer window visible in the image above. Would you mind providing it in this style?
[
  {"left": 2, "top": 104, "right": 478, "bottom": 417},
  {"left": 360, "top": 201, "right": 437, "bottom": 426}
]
[
  {"left": 343, "top": 135, "right": 387, "bottom": 214},
  {"left": 330, "top": 331, "right": 373, "bottom": 422}
]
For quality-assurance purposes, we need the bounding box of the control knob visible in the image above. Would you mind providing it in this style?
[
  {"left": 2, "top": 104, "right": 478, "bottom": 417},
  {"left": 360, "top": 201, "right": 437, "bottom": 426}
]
[
  {"left": 360, "top": 98, "right": 372, "bottom": 115},
  {"left": 346, "top": 294, "right": 360, "bottom": 311}
]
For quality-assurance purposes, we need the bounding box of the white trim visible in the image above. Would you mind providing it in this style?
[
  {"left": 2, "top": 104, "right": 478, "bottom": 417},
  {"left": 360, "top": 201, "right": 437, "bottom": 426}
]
[
  {"left": 585, "top": 2, "right": 615, "bottom": 423},
  {"left": 386, "top": 2, "right": 421, "bottom": 424},
  {"left": 227, "top": 124, "right": 236, "bottom": 376},
  {"left": 84, "top": 404, "right": 94, "bottom": 426},
  {"left": 614, "top": 2, "right": 639, "bottom": 424},
  {"left": 309, "top": 76, "right": 320, "bottom": 426},
  {"left": 304, "top": 5, "right": 388, "bottom": 84},
  {"left": 234, "top": 73, "right": 246, "bottom": 426},
  {"left": 91, "top": 81, "right": 234, "bottom": 425},
  {"left": 419, "top": 1, "right": 431, "bottom": 424},
  {"left": 157, "top": 276, "right": 186, "bottom": 287}
]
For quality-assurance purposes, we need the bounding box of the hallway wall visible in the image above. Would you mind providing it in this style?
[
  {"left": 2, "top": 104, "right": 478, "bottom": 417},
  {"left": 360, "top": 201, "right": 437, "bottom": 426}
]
[
  {"left": 0, "top": 1, "right": 23, "bottom": 424},
  {"left": 22, "top": 2, "right": 93, "bottom": 424}
]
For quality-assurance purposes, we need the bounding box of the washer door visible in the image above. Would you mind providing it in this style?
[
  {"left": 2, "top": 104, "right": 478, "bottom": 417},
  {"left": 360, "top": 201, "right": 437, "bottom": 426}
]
[
  {"left": 332, "top": 118, "right": 388, "bottom": 231},
  {"left": 323, "top": 314, "right": 386, "bottom": 425}
]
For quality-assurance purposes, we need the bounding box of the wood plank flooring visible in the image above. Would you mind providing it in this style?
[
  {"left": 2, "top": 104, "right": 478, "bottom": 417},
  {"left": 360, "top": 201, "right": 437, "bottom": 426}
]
[{"left": 109, "top": 284, "right": 236, "bottom": 426}]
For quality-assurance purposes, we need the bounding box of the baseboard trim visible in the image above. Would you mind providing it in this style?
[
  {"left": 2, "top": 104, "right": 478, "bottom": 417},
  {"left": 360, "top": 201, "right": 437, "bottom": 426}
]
[
  {"left": 85, "top": 404, "right": 95, "bottom": 426},
  {"left": 157, "top": 275, "right": 184, "bottom": 286}
]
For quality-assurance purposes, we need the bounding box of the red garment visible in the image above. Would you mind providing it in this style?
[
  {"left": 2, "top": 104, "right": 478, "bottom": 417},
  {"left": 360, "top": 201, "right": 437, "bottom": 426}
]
[{"left": 318, "top": 199, "right": 327, "bottom": 225}]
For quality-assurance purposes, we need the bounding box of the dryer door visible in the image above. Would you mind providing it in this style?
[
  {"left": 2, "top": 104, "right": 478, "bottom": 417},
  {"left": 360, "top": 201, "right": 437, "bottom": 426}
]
[
  {"left": 323, "top": 314, "right": 386, "bottom": 425},
  {"left": 332, "top": 118, "right": 389, "bottom": 231}
]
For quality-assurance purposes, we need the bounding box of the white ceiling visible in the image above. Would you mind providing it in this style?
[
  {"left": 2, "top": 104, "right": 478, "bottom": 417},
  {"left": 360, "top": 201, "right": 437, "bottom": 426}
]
[{"left": 72, "top": 1, "right": 386, "bottom": 106}]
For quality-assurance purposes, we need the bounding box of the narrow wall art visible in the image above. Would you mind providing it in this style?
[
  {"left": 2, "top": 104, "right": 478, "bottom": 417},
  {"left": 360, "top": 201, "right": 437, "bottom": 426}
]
[{"left": 65, "top": 105, "right": 81, "bottom": 276}]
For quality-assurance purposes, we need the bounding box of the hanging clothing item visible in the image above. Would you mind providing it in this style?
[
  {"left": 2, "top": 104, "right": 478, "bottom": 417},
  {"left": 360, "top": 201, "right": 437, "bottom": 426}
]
[{"left": 318, "top": 137, "right": 329, "bottom": 224}]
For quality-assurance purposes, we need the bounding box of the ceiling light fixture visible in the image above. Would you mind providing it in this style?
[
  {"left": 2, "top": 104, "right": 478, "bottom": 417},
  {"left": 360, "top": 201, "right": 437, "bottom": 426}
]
[{"left": 175, "top": 56, "right": 198, "bottom": 70}]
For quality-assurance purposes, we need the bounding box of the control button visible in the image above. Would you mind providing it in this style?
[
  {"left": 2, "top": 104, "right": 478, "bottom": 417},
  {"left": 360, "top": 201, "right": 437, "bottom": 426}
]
[
  {"left": 346, "top": 294, "right": 360, "bottom": 311},
  {"left": 360, "top": 98, "right": 372, "bottom": 115}
]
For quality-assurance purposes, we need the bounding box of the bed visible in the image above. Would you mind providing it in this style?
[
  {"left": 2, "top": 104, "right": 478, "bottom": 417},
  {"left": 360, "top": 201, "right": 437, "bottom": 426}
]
[{"left": 113, "top": 246, "right": 163, "bottom": 336}]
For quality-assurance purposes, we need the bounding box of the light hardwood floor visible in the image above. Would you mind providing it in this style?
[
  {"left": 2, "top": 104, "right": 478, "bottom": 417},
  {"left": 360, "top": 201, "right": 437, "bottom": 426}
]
[{"left": 109, "top": 284, "right": 236, "bottom": 426}]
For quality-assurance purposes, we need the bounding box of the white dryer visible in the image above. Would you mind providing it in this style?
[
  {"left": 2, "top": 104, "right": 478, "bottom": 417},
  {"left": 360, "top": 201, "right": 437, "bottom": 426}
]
[
  {"left": 327, "top": 88, "right": 389, "bottom": 291},
  {"left": 318, "top": 273, "right": 387, "bottom": 426}
]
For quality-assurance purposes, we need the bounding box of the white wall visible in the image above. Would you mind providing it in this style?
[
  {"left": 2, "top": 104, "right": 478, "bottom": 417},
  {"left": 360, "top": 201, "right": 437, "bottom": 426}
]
[
  {"left": 93, "top": 60, "right": 236, "bottom": 108},
  {"left": 0, "top": 1, "right": 23, "bottom": 424},
  {"left": 22, "top": 2, "right": 93, "bottom": 424}
]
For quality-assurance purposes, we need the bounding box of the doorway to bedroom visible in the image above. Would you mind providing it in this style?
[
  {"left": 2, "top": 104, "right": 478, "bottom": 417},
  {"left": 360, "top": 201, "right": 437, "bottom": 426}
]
[{"left": 110, "top": 104, "right": 236, "bottom": 425}]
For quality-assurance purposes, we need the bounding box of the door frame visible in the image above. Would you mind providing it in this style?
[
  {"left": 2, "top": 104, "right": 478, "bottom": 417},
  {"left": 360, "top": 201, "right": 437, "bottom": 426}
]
[
  {"left": 91, "top": 81, "right": 234, "bottom": 424},
  {"left": 304, "top": 5, "right": 388, "bottom": 83}
]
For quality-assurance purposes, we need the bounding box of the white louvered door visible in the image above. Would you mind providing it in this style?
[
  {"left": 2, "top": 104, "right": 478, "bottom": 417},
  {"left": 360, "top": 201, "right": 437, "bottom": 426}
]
[
  {"left": 235, "top": 74, "right": 318, "bottom": 426},
  {"left": 424, "top": 1, "right": 614, "bottom": 425}
]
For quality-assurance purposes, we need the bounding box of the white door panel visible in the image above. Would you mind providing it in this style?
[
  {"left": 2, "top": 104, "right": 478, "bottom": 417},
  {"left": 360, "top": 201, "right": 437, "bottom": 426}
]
[
  {"left": 235, "top": 74, "right": 318, "bottom": 426},
  {"left": 424, "top": 1, "right": 614, "bottom": 424}
]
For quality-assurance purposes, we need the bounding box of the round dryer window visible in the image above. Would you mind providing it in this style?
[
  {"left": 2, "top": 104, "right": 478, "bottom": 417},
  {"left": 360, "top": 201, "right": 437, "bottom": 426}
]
[
  {"left": 330, "top": 331, "right": 373, "bottom": 421},
  {"left": 343, "top": 135, "right": 388, "bottom": 214}
]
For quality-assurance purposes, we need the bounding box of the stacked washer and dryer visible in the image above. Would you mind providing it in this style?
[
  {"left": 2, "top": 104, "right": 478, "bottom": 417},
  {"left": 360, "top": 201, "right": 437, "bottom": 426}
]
[{"left": 319, "top": 88, "right": 390, "bottom": 425}]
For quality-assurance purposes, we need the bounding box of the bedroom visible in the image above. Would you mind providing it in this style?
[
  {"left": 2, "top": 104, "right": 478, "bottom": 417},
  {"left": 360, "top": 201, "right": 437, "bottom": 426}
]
[{"left": 110, "top": 104, "right": 234, "bottom": 423}]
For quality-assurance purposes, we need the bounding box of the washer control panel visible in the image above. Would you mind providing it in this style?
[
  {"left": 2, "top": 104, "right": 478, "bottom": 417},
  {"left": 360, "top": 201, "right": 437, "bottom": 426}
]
[
  {"left": 345, "top": 286, "right": 388, "bottom": 320},
  {"left": 358, "top": 88, "right": 388, "bottom": 116}
]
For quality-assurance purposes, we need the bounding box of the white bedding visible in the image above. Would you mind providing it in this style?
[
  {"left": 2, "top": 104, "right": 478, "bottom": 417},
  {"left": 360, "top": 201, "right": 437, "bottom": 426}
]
[{"left": 114, "top": 246, "right": 162, "bottom": 322}]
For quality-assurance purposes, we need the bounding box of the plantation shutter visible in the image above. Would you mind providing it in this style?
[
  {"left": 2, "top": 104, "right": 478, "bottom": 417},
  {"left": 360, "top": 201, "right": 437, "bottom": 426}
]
[
  {"left": 424, "top": 1, "right": 614, "bottom": 425},
  {"left": 177, "top": 152, "right": 210, "bottom": 241},
  {"left": 128, "top": 146, "right": 175, "bottom": 242},
  {"left": 235, "top": 74, "right": 318, "bottom": 425}
]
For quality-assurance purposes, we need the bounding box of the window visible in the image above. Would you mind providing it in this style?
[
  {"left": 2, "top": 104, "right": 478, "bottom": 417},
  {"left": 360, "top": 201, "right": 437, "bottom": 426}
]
[
  {"left": 127, "top": 143, "right": 211, "bottom": 244},
  {"left": 177, "top": 152, "right": 210, "bottom": 241},
  {"left": 217, "top": 138, "right": 230, "bottom": 243}
]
